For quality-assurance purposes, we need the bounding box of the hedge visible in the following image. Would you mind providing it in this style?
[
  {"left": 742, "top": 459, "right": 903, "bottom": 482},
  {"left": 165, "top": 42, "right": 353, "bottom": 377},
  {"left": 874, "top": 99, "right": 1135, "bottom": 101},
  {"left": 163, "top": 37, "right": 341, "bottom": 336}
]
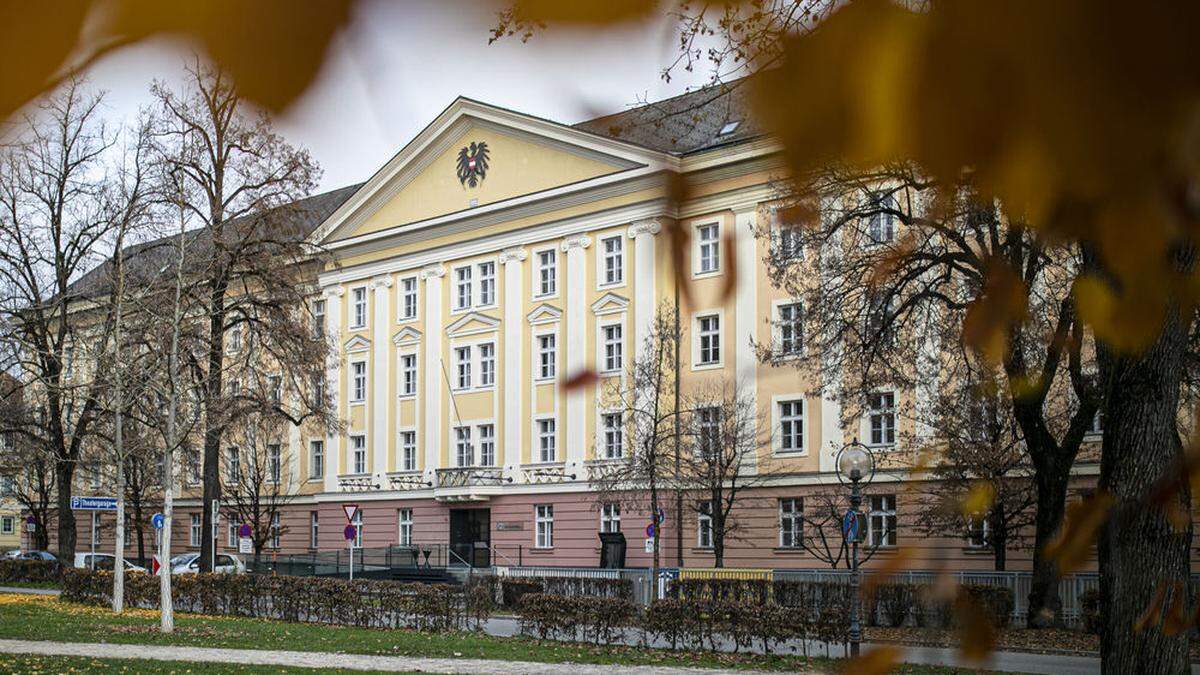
[
  {"left": 1080, "top": 589, "right": 1101, "bottom": 634},
  {"left": 500, "top": 576, "right": 633, "bottom": 608},
  {"left": 0, "top": 559, "right": 60, "bottom": 583}
]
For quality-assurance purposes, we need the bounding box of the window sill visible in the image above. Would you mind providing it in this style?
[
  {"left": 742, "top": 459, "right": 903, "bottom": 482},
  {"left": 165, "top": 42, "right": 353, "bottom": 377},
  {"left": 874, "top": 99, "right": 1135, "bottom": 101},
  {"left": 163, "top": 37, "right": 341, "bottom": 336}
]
[
  {"left": 532, "top": 293, "right": 559, "bottom": 302},
  {"left": 349, "top": 400, "right": 366, "bottom": 407},
  {"left": 596, "top": 281, "right": 626, "bottom": 291},
  {"left": 691, "top": 362, "right": 724, "bottom": 372},
  {"left": 396, "top": 317, "right": 419, "bottom": 325},
  {"left": 398, "top": 393, "right": 417, "bottom": 400},
  {"left": 530, "top": 547, "right": 554, "bottom": 554},
  {"left": 772, "top": 450, "right": 808, "bottom": 458},
  {"left": 692, "top": 270, "right": 721, "bottom": 280},
  {"left": 348, "top": 325, "right": 367, "bottom": 332},
  {"left": 773, "top": 547, "right": 806, "bottom": 554},
  {"left": 532, "top": 377, "right": 556, "bottom": 385}
]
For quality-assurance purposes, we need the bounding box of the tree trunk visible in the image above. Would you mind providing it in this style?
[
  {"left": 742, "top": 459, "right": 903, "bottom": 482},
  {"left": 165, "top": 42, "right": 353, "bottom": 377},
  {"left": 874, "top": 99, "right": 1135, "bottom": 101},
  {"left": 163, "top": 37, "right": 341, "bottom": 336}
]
[
  {"left": 54, "top": 462, "right": 76, "bottom": 560},
  {"left": 1026, "top": 455, "right": 1069, "bottom": 627},
  {"left": 1098, "top": 310, "right": 1191, "bottom": 674},
  {"left": 200, "top": 284, "right": 227, "bottom": 575},
  {"left": 991, "top": 523, "right": 1007, "bottom": 572}
]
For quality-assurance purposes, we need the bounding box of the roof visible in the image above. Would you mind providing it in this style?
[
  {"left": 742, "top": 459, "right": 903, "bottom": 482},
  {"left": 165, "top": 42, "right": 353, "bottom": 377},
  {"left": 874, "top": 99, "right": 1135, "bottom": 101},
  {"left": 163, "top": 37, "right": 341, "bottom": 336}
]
[
  {"left": 67, "top": 183, "right": 362, "bottom": 301},
  {"left": 571, "top": 79, "right": 760, "bottom": 155}
]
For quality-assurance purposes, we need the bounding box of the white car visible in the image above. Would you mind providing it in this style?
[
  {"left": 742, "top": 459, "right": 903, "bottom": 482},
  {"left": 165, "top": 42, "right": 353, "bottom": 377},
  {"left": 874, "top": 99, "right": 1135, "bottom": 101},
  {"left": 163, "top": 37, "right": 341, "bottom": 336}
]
[
  {"left": 169, "top": 552, "right": 245, "bottom": 575},
  {"left": 73, "top": 553, "right": 147, "bottom": 573},
  {"left": 3, "top": 549, "right": 20, "bottom": 559}
]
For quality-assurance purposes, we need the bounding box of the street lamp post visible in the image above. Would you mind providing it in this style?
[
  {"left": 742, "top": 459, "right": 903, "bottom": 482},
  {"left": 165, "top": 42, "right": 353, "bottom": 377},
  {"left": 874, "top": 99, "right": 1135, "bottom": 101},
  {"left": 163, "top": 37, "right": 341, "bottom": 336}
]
[{"left": 836, "top": 439, "right": 876, "bottom": 659}]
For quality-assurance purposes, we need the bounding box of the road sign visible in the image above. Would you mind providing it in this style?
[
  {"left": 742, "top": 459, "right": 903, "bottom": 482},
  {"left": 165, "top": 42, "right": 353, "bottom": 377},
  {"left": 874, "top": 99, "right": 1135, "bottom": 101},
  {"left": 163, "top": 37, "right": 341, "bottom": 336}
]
[
  {"left": 239, "top": 537, "right": 253, "bottom": 554},
  {"left": 151, "top": 513, "right": 165, "bottom": 530},
  {"left": 655, "top": 508, "right": 666, "bottom": 524},
  {"left": 342, "top": 504, "right": 359, "bottom": 523},
  {"left": 70, "top": 496, "right": 118, "bottom": 511},
  {"left": 238, "top": 523, "right": 252, "bottom": 538},
  {"left": 211, "top": 499, "right": 220, "bottom": 522},
  {"left": 151, "top": 556, "right": 160, "bottom": 575},
  {"left": 25, "top": 516, "right": 35, "bottom": 533},
  {"left": 644, "top": 538, "right": 654, "bottom": 553},
  {"left": 645, "top": 523, "right": 656, "bottom": 538},
  {"left": 344, "top": 524, "right": 357, "bottom": 541},
  {"left": 842, "top": 510, "right": 860, "bottom": 542}
]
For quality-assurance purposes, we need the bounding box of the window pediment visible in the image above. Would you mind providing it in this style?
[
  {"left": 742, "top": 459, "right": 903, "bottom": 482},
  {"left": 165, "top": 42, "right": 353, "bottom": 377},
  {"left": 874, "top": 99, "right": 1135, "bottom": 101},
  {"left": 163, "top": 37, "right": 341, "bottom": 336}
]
[
  {"left": 446, "top": 311, "right": 501, "bottom": 337},
  {"left": 526, "top": 303, "right": 562, "bottom": 325},
  {"left": 591, "top": 292, "right": 629, "bottom": 316}
]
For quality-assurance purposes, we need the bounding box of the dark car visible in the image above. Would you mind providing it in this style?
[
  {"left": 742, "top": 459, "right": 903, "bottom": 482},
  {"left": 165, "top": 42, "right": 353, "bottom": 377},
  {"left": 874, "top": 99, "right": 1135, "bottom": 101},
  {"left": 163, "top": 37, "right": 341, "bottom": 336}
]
[{"left": 18, "top": 550, "right": 58, "bottom": 562}]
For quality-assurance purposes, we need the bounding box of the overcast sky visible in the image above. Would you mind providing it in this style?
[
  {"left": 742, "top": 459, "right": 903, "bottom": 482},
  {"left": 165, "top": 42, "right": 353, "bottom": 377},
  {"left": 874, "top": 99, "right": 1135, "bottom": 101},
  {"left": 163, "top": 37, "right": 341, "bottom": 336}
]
[{"left": 82, "top": 0, "right": 712, "bottom": 193}]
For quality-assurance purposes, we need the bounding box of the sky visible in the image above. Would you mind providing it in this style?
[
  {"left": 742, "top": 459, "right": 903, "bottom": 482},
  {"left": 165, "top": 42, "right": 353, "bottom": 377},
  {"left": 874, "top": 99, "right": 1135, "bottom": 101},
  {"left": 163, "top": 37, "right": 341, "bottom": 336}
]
[{"left": 82, "top": 0, "right": 714, "bottom": 193}]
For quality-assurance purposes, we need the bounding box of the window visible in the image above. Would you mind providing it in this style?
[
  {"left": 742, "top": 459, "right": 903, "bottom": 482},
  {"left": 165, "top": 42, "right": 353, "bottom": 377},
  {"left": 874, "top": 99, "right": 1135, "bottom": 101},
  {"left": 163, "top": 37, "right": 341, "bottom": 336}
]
[
  {"left": 187, "top": 450, "right": 201, "bottom": 485},
  {"left": 0, "top": 476, "right": 12, "bottom": 497},
  {"left": 867, "top": 192, "right": 897, "bottom": 244},
  {"left": 309, "top": 440, "right": 324, "bottom": 479},
  {"left": 479, "top": 343, "right": 495, "bottom": 387},
  {"left": 778, "top": 399, "right": 804, "bottom": 453},
  {"left": 697, "top": 314, "right": 721, "bottom": 365},
  {"left": 966, "top": 513, "right": 989, "bottom": 549},
  {"left": 310, "top": 512, "right": 319, "bottom": 549},
  {"left": 351, "top": 361, "right": 367, "bottom": 403},
  {"left": 268, "top": 443, "right": 281, "bottom": 483},
  {"left": 778, "top": 224, "right": 803, "bottom": 259},
  {"left": 779, "top": 498, "right": 803, "bottom": 548},
  {"left": 269, "top": 513, "right": 281, "bottom": 549},
  {"left": 697, "top": 223, "right": 720, "bottom": 274},
  {"left": 600, "top": 503, "right": 621, "bottom": 533},
  {"left": 400, "top": 276, "right": 418, "bottom": 320},
  {"left": 697, "top": 501, "right": 713, "bottom": 549},
  {"left": 601, "top": 412, "right": 623, "bottom": 459},
  {"left": 718, "top": 120, "right": 741, "bottom": 136},
  {"left": 400, "top": 431, "right": 417, "bottom": 471},
  {"left": 869, "top": 495, "right": 897, "bottom": 547},
  {"left": 398, "top": 508, "right": 413, "bottom": 546},
  {"left": 351, "top": 287, "right": 367, "bottom": 328},
  {"left": 351, "top": 435, "right": 367, "bottom": 474},
  {"left": 352, "top": 510, "right": 363, "bottom": 547},
  {"left": 227, "top": 523, "right": 238, "bottom": 548},
  {"left": 455, "top": 266, "right": 473, "bottom": 310},
  {"left": 537, "top": 418, "right": 557, "bottom": 463},
  {"left": 0, "top": 516, "right": 14, "bottom": 535},
  {"left": 311, "top": 374, "right": 325, "bottom": 409},
  {"left": 696, "top": 406, "right": 721, "bottom": 457},
  {"left": 536, "top": 334, "right": 556, "bottom": 380},
  {"left": 601, "top": 236, "right": 623, "bottom": 286},
  {"left": 777, "top": 302, "right": 803, "bottom": 356},
  {"left": 400, "top": 354, "right": 417, "bottom": 396},
  {"left": 536, "top": 249, "right": 557, "bottom": 297},
  {"left": 267, "top": 375, "right": 282, "bottom": 404},
  {"left": 478, "top": 261, "right": 495, "bottom": 306},
  {"left": 227, "top": 446, "right": 240, "bottom": 483},
  {"left": 190, "top": 514, "right": 201, "bottom": 547},
  {"left": 868, "top": 392, "right": 896, "bottom": 447},
  {"left": 1089, "top": 409, "right": 1104, "bottom": 436},
  {"left": 535, "top": 505, "right": 554, "bottom": 548},
  {"left": 866, "top": 291, "right": 893, "bottom": 343},
  {"left": 453, "top": 346, "right": 471, "bottom": 389},
  {"left": 479, "top": 424, "right": 495, "bottom": 466},
  {"left": 227, "top": 325, "right": 242, "bottom": 352},
  {"left": 312, "top": 299, "right": 326, "bottom": 338},
  {"left": 601, "top": 324, "right": 623, "bottom": 373},
  {"left": 454, "top": 426, "right": 473, "bottom": 467}
]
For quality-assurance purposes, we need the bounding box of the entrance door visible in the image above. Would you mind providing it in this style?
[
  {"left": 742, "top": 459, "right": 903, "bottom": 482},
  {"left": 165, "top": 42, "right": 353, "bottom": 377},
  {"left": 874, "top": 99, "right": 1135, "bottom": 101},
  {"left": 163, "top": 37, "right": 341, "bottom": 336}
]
[{"left": 449, "top": 508, "right": 491, "bottom": 568}]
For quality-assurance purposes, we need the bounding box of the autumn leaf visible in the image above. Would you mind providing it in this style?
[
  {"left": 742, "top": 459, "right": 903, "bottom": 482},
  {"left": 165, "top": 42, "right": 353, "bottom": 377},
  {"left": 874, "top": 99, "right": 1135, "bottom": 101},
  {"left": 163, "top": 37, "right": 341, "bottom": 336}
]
[
  {"left": 840, "top": 645, "right": 902, "bottom": 675},
  {"left": 1132, "top": 582, "right": 1168, "bottom": 634},
  {"left": 959, "top": 481, "right": 995, "bottom": 518},
  {"left": 962, "top": 261, "right": 1027, "bottom": 365},
  {"left": 561, "top": 369, "right": 599, "bottom": 391},
  {"left": 1044, "top": 490, "right": 1115, "bottom": 575},
  {"left": 955, "top": 592, "right": 997, "bottom": 663}
]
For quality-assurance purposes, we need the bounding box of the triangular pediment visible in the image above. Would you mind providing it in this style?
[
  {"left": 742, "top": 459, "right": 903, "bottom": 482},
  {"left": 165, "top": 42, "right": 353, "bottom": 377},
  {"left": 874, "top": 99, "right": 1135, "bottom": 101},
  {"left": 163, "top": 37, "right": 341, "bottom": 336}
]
[
  {"left": 446, "top": 312, "right": 501, "bottom": 337},
  {"left": 591, "top": 292, "right": 630, "bottom": 316},
  {"left": 344, "top": 335, "right": 371, "bottom": 353},
  {"left": 312, "top": 98, "right": 671, "bottom": 246},
  {"left": 526, "top": 303, "right": 562, "bottom": 325},
  {"left": 392, "top": 326, "right": 422, "bottom": 346}
]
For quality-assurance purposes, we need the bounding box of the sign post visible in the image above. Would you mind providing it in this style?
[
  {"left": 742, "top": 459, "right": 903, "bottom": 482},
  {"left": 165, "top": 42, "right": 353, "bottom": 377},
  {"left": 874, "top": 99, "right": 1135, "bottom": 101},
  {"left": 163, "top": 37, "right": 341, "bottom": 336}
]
[
  {"left": 238, "top": 523, "right": 252, "bottom": 556},
  {"left": 342, "top": 505, "right": 359, "bottom": 581},
  {"left": 210, "top": 500, "right": 220, "bottom": 573}
]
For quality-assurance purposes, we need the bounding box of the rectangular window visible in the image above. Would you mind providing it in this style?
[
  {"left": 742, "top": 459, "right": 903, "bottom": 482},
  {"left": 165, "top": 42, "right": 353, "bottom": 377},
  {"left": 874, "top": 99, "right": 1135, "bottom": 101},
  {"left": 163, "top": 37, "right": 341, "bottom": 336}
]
[
  {"left": 779, "top": 498, "right": 803, "bottom": 548},
  {"left": 227, "top": 446, "right": 240, "bottom": 483},
  {"left": 0, "top": 516, "right": 14, "bottom": 535},
  {"left": 778, "top": 302, "right": 803, "bottom": 355},
  {"left": 600, "top": 503, "right": 621, "bottom": 533},
  {"left": 697, "top": 314, "right": 721, "bottom": 365},
  {"left": 601, "top": 412, "right": 623, "bottom": 459},
  {"left": 602, "top": 323, "right": 623, "bottom": 373},
  {"left": 778, "top": 399, "right": 804, "bottom": 453},
  {"left": 601, "top": 236, "right": 623, "bottom": 285},
  {"left": 400, "top": 354, "right": 418, "bottom": 396},
  {"left": 697, "top": 501, "right": 713, "bottom": 549},
  {"left": 309, "top": 440, "right": 324, "bottom": 479},
  {"left": 455, "top": 346, "right": 472, "bottom": 389},
  {"left": 400, "top": 431, "right": 417, "bottom": 471},
  {"left": 455, "top": 266, "right": 473, "bottom": 310},
  {"left": 479, "top": 343, "right": 495, "bottom": 387},
  {"left": 778, "top": 224, "right": 803, "bottom": 259},
  {"left": 312, "top": 299, "right": 326, "bottom": 338},
  {"left": 866, "top": 291, "right": 893, "bottom": 343},
  {"left": 478, "top": 261, "right": 495, "bottom": 306},
  {"left": 966, "top": 513, "right": 989, "bottom": 549},
  {"left": 268, "top": 443, "right": 281, "bottom": 483},
  {"left": 868, "top": 392, "right": 896, "bottom": 447},
  {"left": 267, "top": 375, "right": 282, "bottom": 404},
  {"left": 535, "top": 504, "right": 554, "bottom": 548},
  {"left": 311, "top": 374, "right": 325, "bottom": 409},
  {"left": 478, "top": 424, "right": 495, "bottom": 466},
  {"left": 398, "top": 508, "right": 413, "bottom": 546},
  {"left": 227, "top": 325, "right": 242, "bottom": 353},
  {"left": 400, "top": 276, "right": 418, "bottom": 320},
  {"left": 227, "top": 523, "right": 238, "bottom": 549},
  {"left": 869, "top": 494, "right": 898, "bottom": 548},
  {"left": 537, "top": 418, "right": 557, "bottom": 463},
  {"left": 351, "top": 287, "right": 367, "bottom": 328},
  {"left": 270, "top": 512, "right": 281, "bottom": 549},
  {"left": 696, "top": 406, "right": 721, "bottom": 457},
  {"left": 351, "top": 361, "right": 367, "bottom": 403},
  {"left": 310, "top": 512, "right": 319, "bottom": 549},
  {"left": 190, "top": 514, "right": 201, "bottom": 547},
  {"left": 352, "top": 510, "right": 363, "bottom": 547},
  {"left": 536, "top": 334, "right": 556, "bottom": 380},
  {"left": 867, "top": 192, "right": 897, "bottom": 244},
  {"left": 351, "top": 435, "right": 367, "bottom": 474},
  {"left": 536, "top": 249, "right": 557, "bottom": 297},
  {"left": 698, "top": 223, "right": 720, "bottom": 274},
  {"left": 455, "top": 426, "right": 473, "bottom": 467}
]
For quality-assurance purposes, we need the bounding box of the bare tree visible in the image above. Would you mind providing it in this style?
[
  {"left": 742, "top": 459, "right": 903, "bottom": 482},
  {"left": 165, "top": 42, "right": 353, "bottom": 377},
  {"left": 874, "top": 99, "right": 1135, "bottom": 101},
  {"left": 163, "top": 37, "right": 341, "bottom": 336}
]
[
  {"left": 0, "top": 376, "right": 54, "bottom": 550},
  {"left": 796, "top": 486, "right": 884, "bottom": 569},
  {"left": 221, "top": 416, "right": 295, "bottom": 567}
]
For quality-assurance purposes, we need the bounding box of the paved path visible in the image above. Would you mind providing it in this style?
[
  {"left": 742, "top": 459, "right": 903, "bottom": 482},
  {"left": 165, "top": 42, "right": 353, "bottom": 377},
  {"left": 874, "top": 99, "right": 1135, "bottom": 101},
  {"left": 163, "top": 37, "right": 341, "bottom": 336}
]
[
  {"left": 0, "top": 639, "right": 791, "bottom": 674},
  {"left": 0, "top": 585, "right": 60, "bottom": 596}
]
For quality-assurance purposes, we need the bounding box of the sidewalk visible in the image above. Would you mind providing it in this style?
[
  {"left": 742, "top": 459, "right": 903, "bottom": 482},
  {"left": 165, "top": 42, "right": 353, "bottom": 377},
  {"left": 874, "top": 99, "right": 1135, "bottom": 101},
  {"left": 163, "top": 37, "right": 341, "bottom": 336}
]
[{"left": 0, "top": 639, "right": 791, "bottom": 675}]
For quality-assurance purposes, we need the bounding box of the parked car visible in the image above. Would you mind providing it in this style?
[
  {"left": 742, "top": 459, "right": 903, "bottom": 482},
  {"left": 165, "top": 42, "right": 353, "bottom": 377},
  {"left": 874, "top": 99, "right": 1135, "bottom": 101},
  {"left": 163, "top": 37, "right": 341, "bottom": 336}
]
[
  {"left": 17, "top": 550, "right": 58, "bottom": 563},
  {"left": 169, "top": 552, "right": 245, "bottom": 575},
  {"left": 73, "top": 553, "right": 147, "bottom": 573},
  {"left": 3, "top": 549, "right": 20, "bottom": 559}
]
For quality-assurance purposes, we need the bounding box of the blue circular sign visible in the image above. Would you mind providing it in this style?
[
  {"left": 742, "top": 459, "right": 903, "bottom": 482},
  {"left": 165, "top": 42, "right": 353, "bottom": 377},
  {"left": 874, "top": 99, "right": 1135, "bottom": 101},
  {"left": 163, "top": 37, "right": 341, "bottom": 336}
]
[
  {"left": 151, "top": 513, "right": 165, "bottom": 530},
  {"left": 239, "top": 523, "right": 252, "bottom": 538},
  {"left": 645, "top": 523, "right": 656, "bottom": 538},
  {"left": 344, "top": 524, "right": 357, "bottom": 541},
  {"left": 842, "top": 510, "right": 860, "bottom": 542}
]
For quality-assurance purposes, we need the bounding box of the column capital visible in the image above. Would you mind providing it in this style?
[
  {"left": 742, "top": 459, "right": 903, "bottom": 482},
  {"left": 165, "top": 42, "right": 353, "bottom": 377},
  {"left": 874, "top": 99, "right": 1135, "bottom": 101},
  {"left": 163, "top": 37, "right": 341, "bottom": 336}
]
[
  {"left": 731, "top": 202, "right": 761, "bottom": 219},
  {"left": 370, "top": 275, "right": 393, "bottom": 290},
  {"left": 499, "top": 247, "right": 528, "bottom": 264},
  {"left": 560, "top": 234, "right": 592, "bottom": 252},
  {"left": 321, "top": 286, "right": 345, "bottom": 299},
  {"left": 420, "top": 264, "right": 446, "bottom": 279},
  {"left": 627, "top": 218, "right": 663, "bottom": 238}
]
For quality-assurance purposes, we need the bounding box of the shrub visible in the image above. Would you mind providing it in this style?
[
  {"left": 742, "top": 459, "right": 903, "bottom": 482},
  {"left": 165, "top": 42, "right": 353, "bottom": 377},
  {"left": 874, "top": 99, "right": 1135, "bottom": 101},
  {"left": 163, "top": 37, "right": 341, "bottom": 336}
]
[
  {"left": 1080, "top": 589, "right": 1101, "bottom": 634},
  {"left": 501, "top": 579, "right": 543, "bottom": 608},
  {"left": 0, "top": 559, "right": 60, "bottom": 583},
  {"left": 960, "top": 584, "right": 1014, "bottom": 629},
  {"left": 519, "top": 593, "right": 579, "bottom": 640},
  {"left": 641, "top": 598, "right": 691, "bottom": 650},
  {"left": 871, "top": 582, "right": 917, "bottom": 627}
]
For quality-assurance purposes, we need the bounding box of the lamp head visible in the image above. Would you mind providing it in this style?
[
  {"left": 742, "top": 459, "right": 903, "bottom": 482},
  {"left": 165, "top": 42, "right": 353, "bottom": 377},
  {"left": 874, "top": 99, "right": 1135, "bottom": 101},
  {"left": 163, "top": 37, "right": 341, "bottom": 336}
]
[{"left": 836, "top": 440, "right": 875, "bottom": 486}]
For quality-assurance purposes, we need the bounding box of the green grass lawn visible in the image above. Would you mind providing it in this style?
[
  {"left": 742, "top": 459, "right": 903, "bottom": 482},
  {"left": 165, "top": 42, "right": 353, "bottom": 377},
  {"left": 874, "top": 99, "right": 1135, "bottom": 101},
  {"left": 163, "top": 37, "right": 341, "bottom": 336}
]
[
  {"left": 0, "top": 580, "right": 61, "bottom": 589},
  {"left": 0, "top": 653, "right": 419, "bottom": 674},
  {"left": 0, "top": 593, "right": 1002, "bottom": 674}
]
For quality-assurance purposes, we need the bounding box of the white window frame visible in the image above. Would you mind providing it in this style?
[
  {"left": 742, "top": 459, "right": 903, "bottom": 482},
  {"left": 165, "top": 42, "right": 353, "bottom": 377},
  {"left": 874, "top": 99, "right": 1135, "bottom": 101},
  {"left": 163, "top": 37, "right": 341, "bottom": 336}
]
[
  {"left": 600, "top": 503, "right": 621, "bottom": 533},
  {"left": 269, "top": 512, "right": 281, "bottom": 549},
  {"left": 774, "top": 299, "right": 804, "bottom": 357},
  {"left": 477, "top": 260, "right": 496, "bottom": 307},
  {"left": 694, "top": 220, "right": 722, "bottom": 276},
  {"left": 535, "top": 504, "right": 554, "bottom": 549},
  {"left": 695, "top": 405, "right": 721, "bottom": 458},
  {"left": 267, "top": 443, "right": 282, "bottom": 484},
  {"left": 350, "top": 360, "right": 367, "bottom": 404},
  {"left": 966, "top": 513, "right": 989, "bottom": 549},
  {"left": 478, "top": 423, "right": 495, "bottom": 466},
  {"left": 693, "top": 311, "right": 723, "bottom": 369},
  {"left": 533, "top": 247, "right": 558, "bottom": 299},
  {"left": 0, "top": 515, "right": 13, "bottom": 535},
  {"left": 310, "top": 511, "right": 319, "bottom": 549},
  {"left": 534, "top": 331, "right": 557, "bottom": 381},
  {"left": 869, "top": 494, "right": 898, "bottom": 548},
  {"left": 866, "top": 390, "right": 897, "bottom": 448},
  {"left": 350, "top": 286, "right": 368, "bottom": 329},
  {"left": 312, "top": 299, "right": 326, "bottom": 338},
  {"left": 453, "top": 265, "right": 473, "bottom": 311},
  {"left": 350, "top": 435, "right": 367, "bottom": 475},
  {"left": 226, "top": 325, "right": 243, "bottom": 353},
  {"left": 399, "top": 430, "right": 417, "bottom": 471},
  {"left": 227, "top": 522, "right": 238, "bottom": 549},
  {"left": 189, "top": 514, "right": 201, "bottom": 547},
  {"left": 400, "top": 352, "right": 418, "bottom": 397},
  {"left": 773, "top": 396, "right": 806, "bottom": 455},
  {"left": 227, "top": 446, "right": 240, "bottom": 483},
  {"left": 399, "top": 275, "right": 419, "bottom": 322},
  {"left": 309, "top": 440, "right": 324, "bottom": 480},
  {"left": 454, "top": 425, "right": 474, "bottom": 467},
  {"left": 598, "top": 234, "right": 625, "bottom": 288},
  {"left": 352, "top": 510, "right": 363, "bottom": 547},
  {"left": 779, "top": 498, "right": 803, "bottom": 548},
  {"left": 696, "top": 501, "right": 713, "bottom": 549},
  {"left": 600, "top": 411, "right": 623, "bottom": 459},
  {"left": 454, "top": 346, "right": 473, "bottom": 390},
  {"left": 479, "top": 342, "right": 496, "bottom": 387},
  {"left": 866, "top": 191, "right": 898, "bottom": 246},
  {"left": 599, "top": 321, "right": 624, "bottom": 374},
  {"left": 398, "top": 508, "right": 413, "bottom": 547},
  {"left": 535, "top": 416, "right": 557, "bottom": 463}
]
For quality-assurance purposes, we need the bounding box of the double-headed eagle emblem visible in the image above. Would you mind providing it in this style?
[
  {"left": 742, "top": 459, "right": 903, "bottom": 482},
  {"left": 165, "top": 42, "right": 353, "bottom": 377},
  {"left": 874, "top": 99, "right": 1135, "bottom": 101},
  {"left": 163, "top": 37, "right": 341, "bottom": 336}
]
[{"left": 456, "top": 141, "right": 490, "bottom": 188}]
